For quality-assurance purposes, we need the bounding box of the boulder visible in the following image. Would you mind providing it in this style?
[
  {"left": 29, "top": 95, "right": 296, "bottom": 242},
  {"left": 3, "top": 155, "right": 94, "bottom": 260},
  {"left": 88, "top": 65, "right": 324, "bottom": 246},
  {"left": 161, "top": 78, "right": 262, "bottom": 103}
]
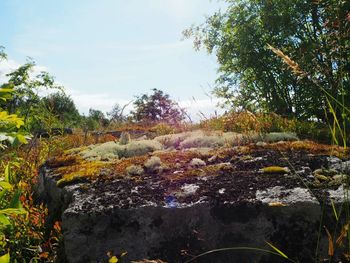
[{"left": 38, "top": 138, "right": 350, "bottom": 263}]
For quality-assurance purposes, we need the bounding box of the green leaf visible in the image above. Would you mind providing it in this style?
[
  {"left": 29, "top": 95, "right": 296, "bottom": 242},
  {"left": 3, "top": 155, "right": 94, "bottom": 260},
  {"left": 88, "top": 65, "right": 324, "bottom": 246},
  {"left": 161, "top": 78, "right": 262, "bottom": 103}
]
[
  {"left": 0, "top": 208, "right": 26, "bottom": 216},
  {"left": 9, "top": 190, "right": 22, "bottom": 209},
  {"left": 0, "top": 214, "right": 11, "bottom": 228},
  {"left": 266, "top": 241, "right": 288, "bottom": 259},
  {"left": 0, "top": 252, "right": 10, "bottom": 263},
  {"left": 0, "top": 182, "right": 13, "bottom": 190},
  {"left": 4, "top": 164, "right": 10, "bottom": 183},
  {"left": 0, "top": 190, "right": 7, "bottom": 202},
  {"left": 15, "top": 134, "right": 28, "bottom": 144}
]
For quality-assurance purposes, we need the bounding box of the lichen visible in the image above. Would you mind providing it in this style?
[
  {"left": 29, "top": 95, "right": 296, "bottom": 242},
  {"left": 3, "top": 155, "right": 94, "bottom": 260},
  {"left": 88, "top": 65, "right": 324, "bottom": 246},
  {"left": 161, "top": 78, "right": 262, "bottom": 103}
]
[
  {"left": 189, "top": 158, "right": 206, "bottom": 168},
  {"left": 126, "top": 165, "right": 144, "bottom": 176},
  {"left": 144, "top": 156, "right": 162, "bottom": 173},
  {"left": 80, "top": 140, "right": 162, "bottom": 161}
]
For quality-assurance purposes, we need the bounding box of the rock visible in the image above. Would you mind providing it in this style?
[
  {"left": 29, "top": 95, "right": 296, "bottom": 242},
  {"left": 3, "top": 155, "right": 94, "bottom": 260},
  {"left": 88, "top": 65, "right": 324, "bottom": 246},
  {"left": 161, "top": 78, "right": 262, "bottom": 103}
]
[{"left": 38, "top": 144, "right": 350, "bottom": 263}]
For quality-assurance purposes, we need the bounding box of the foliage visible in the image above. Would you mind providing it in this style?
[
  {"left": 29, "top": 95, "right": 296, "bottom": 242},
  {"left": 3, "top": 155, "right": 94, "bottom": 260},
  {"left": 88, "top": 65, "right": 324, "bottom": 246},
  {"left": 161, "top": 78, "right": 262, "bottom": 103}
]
[
  {"left": 88, "top": 108, "right": 109, "bottom": 127},
  {"left": 131, "top": 89, "right": 185, "bottom": 124},
  {"left": 41, "top": 92, "right": 81, "bottom": 127},
  {"left": 149, "top": 123, "right": 175, "bottom": 136},
  {"left": 107, "top": 102, "right": 130, "bottom": 124},
  {"left": 184, "top": 0, "right": 350, "bottom": 122},
  {"left": 3, "top": 59, "right": 61, "bottom": 125},
  {"left": 200, "top": 111, "right": 332, "bottom": 142},
  {"left": 0, "top": 86, "right": 29, "bottom": 150},
  {"left": 0, "top": 47, "right": 6, "bottom": 61}
]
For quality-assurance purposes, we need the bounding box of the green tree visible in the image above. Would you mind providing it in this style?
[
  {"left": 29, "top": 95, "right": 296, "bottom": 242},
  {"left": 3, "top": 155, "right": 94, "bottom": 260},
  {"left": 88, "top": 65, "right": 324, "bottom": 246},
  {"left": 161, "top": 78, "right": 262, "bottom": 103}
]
[
  {"left": 88, "top": 108, "right": 109, "bottom": 127},
  {"left": 131, "top": 89, "right": 185, "bottom": 124},
  {"left": 184, "top": 0, "right": 350, "bottom": 121},
  {"left": 2, "top": 59, "right": 61, "bottom": 125},
  {"left": 41, "top": 92, "right": 81, "bottom": 126},
  {"left": 0, "top": 46, "right": 6, "bottom": 61}
]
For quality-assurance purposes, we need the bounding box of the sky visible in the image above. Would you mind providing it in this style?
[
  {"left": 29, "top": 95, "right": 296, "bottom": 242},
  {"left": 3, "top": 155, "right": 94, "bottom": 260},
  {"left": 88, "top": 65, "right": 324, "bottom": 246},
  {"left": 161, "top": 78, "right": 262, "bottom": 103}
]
[{"left": 0, "top": 0, "right": 228, "bottom": 121}]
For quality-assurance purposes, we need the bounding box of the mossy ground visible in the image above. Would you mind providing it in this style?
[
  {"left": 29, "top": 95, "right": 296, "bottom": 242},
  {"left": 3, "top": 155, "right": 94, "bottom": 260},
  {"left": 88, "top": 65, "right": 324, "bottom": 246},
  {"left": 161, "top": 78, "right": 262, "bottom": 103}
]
[{"left": 46, "top": 132, "right": 349, "bottom": 189}]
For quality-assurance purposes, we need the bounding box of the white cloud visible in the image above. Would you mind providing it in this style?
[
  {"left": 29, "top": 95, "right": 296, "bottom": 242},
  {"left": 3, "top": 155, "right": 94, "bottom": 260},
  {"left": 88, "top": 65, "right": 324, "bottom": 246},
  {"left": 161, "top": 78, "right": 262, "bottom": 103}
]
[
  {"left": 179, "top": 98, "right": 226, "bottom": 121},
  {"left": 0, "top": 59, "right": 49, "bottom": 84},
  {"left": 66, "top": 86, "right": 225, "bottom": 122}
]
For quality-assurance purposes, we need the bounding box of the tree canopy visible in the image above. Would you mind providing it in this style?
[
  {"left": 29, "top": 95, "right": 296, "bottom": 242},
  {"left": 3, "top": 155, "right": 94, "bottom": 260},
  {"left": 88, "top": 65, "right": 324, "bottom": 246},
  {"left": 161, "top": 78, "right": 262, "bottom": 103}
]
[
  {"left": 42, "top": 92, "right": 81, "bottom": 126},
  {"left": 184, "top": 0, "right": 350, "bottom": 121},
  {"left": 131, "top": 89, "right": 185, "bottom": 124}
]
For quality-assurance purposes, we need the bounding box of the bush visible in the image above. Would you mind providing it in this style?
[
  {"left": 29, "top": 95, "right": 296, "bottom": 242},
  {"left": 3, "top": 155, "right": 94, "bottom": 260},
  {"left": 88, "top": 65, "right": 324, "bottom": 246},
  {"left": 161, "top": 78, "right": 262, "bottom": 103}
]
[{"left": 150, "top": 123, "right": 175, "bottom": 136}]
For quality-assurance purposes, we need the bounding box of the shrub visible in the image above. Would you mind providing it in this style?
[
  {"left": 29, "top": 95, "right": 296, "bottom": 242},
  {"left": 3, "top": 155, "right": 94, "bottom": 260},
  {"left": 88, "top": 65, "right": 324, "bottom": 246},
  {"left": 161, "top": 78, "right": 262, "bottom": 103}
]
[{"left": 150, "top": 123, "right": 175, "bottom": 136}]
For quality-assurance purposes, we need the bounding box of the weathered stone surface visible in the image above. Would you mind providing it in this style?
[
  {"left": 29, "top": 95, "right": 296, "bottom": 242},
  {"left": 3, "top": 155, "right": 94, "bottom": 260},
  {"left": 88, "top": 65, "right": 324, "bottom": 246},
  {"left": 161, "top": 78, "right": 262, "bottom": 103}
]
[{"left": 38, "top": 137, "right": 350, "bottom": 263}]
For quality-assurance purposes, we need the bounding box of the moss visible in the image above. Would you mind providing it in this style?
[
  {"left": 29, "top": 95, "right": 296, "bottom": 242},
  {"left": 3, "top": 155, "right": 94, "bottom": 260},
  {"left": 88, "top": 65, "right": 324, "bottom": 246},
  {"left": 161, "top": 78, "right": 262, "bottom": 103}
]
[{"left": 56, "top": 160, "right": 107, "bottom": 187}]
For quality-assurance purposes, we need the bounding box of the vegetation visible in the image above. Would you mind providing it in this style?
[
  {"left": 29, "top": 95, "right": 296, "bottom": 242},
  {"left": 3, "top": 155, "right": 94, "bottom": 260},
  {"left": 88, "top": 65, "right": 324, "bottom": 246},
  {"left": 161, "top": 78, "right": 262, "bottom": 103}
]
[
  {"left": 184, "top": 0, "right": 350, "bottom": 123},
  {"left": 131, "top": 88, "right": 185, "bottom": 124},
  {"left": 0, "top": 0, "right": 349, "bottom": 261}
]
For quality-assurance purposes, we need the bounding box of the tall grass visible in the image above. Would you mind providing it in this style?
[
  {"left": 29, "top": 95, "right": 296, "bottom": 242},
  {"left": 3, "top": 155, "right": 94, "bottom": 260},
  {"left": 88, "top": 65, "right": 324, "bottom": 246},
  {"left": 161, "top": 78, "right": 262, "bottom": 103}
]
[{"left": 269, "top": 44, "right": 350, "bottom": 262}]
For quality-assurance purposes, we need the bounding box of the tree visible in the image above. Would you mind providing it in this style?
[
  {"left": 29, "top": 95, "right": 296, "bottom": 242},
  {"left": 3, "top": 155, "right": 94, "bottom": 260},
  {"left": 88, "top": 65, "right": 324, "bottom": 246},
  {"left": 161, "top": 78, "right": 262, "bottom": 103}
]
[
  {"left": 2, "top": 58, "right": 61, "bottom": 126},
  {"left": 41, "top": 92, "right": 81, "bottom": 126},
  {"left": 184, "top": 0, "right": 350, "bottom": 121},
  {"left": 0, "top": 46, "right": 6, "bottom": 61},
  {"left": 88, "top": 108, "right": 109, "bottom": 127},
  {"left": 131, "top": 89, "right": 185, "bottom": 124},
  {"left": 107, "top": 101, "right": 132, "bottom": 123}
]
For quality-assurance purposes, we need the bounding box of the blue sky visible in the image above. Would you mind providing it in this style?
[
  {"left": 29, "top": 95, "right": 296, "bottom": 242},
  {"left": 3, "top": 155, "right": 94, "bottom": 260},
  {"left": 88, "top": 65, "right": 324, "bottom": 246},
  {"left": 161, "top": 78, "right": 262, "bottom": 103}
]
[{"left": 0, "top": 0, "right": 227, "bottom": 120}]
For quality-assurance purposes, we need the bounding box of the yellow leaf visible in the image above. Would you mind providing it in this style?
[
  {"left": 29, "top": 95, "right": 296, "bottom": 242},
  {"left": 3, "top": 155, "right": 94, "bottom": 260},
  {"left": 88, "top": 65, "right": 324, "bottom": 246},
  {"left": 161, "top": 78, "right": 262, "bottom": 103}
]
[
  {"left": 268, "top": 202, "right": 286, "bottom": 207},
  {"left": 336, "top": 222, "right": 349, "bottom": 246},
  {"left": 0, "top": 252, "right": 10, "bottom": 263},
  {"left": 266, "top": 241, "right": 289, "bottom": 259},
  {"left": 109, "top": 256, "right": 118, "bottom": 263},
  {"left": 324, "top": 226, "right": 334, "bottom": 256},
  {"left": 261, "top": 166, "right": 290, "bottom": 174}
]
